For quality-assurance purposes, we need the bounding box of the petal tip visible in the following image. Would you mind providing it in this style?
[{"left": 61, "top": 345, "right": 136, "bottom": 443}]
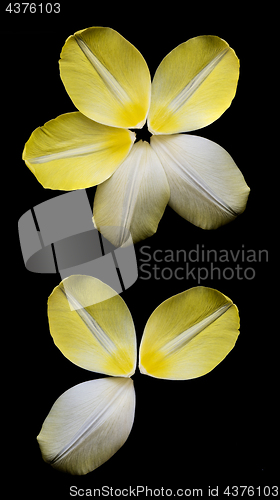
[
  {"left": 129, "top": 130, "right": 137, "bottom": 143},
  {"left": 138, "top": 363, "right": 148, "bottom": 376}
]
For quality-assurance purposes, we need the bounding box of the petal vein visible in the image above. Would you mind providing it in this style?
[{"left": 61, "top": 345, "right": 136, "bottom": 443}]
[
  {"left": 50, "top": 381, "right": 127, "bottom": 465},
  {"left": 158, "top": 139, "right": 237, "bottom": 217},
  {"left": 170, "top": 48, "right": 229, "bottom": 112},
  {"left": 160, "top": 302, "right": 233, "bottom": 357},
  {"left": 61, "top": 287, "right": 117, "bottom": 356},
  {"left": 75, "top": 35, "right": 131, "bottom": 105},
  {"left": 28, "top": 144, "right": 108, "bottom": 164}
]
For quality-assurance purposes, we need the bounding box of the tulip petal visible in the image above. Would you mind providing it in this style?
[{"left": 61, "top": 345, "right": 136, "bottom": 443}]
[
  {"left": 48, "top": 275, "right": 137, "bottom": 377},
  {"left": 37, "top": 377, "right": 135, "bottom": 475},
  {"left": 148, "top": 35, "right": 239, "bottom": 134},
  {"left": 93, "top": 140, "right": 170, "bottom": 246},
  {"left": 59, "top": 27, "right": 151, "bottom": 129},
  {"left": 150, "top": 134, "right": 250, "bottom": 229},
  {"left": 23, "top": 112, "right": 135, "bottom": 190},
  {"left": 139, "top": 286, "right": 240, "bottom": 380}
]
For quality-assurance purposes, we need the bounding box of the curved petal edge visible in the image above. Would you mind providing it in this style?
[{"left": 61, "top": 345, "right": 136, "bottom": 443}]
[
  {"left": 139, "top": 286, "right": 240, "bottom": 380},
  {"left": 23, "top": 112, "right": 135, "bottom": 190},
  {"left": 150, "top": 134, "right": 250, "bottom": 230},
  {"left": 47, "top": 275, "right": 137, "bottom": 377},
  {"left": 59, "top": 27, "right": 151, "bottom": 129},
  {"left": 37, "top": 377, "right": 135, "bottom": 475},
  {"left": 148, "top": 35, "right": 239, "bottom": 135}
]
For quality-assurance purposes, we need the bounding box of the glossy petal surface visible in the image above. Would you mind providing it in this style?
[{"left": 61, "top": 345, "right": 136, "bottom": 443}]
[
  {"left": 148, "top": 35, "right": 239, "bottom": 134},
  {"left": 151, "top": 134, "right": 250, "bottom": 229},
  {"left": 59, "top": 27, "right": 151, "bottom": 129},
  {"left": 139, "top": 286, "right": 240, "bottom": 380},
  {"left": 93, "top": 140, "right": 170, "bottom": 246},
  {"left": 37, "top": 377, "right": 135, "bottom": 475},
  {"left": 48, "top": 275, "right": 137, "bottom": 377},
  {"left": 23, "top": 112, "right": 135, "bottom": 190}
]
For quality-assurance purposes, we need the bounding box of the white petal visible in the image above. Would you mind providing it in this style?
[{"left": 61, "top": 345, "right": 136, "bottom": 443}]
[
  {"left": 150, "top": 134, "right": 250, "bottom": 229},
  {"left": 37, "top": 378, "right": 135, "bottom": 475},
  {"left": 93, "top": 140, "right": 170, "bottom": 246}
]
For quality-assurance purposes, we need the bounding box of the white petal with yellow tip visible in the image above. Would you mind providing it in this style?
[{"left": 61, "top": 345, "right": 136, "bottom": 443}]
[
  {"left": 139, "top": 286, "right": 240, "bottom": 380},
  {"left": 48, "top": 275, "right": 137, "bottom": 377},
  {"left": 37, "top": 377, "right": 135, "bottom": 475}
]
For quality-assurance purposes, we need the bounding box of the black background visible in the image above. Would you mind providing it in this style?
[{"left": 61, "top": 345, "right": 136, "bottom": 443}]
[{"left": 8, "top": 2, "right": 276, "bottom": 496}]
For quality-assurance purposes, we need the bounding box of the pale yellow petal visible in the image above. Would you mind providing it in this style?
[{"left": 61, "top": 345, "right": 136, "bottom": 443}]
[
  {"left": 48, "top": 275, "right": 137, "bottom": 377},
  {"left": 22, "top": 112, "right": 135, "bottom": 190},
  {"left": 93, "top": 140, "right": 170, "bottom": 246},
  {"left": 37, "top": 377, "right": 135, "bottom": 475},
  {"left": 139, "top": 286, "right": 240, "bottom": 380},
  {"left": 150, "top": 134, "right": 250, "bottom": 229},
  {"left": 148, "top": 35, "right": 239, "bottom": 134},
  {"left": 59, "top": 27, "right": 151, "bottom": 129}
]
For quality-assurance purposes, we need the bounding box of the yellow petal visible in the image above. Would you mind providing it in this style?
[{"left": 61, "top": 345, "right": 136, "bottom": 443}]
[
  {"left": 59, "top": 27, "right": 151, "bottom": 129},
  {"left": 150, "top": 134, "right": 250, "bottom": 229},
  {"left": 48, "top": 275, "right": 137, "bottom": 377},
  {"left": 93, "top": 140, "right": 170, "bottom": 246},
  {"left": 148, "top": 35, "right": 239, "bottom": 134},
  {"left": 37, "top": 377, "right": 135, "bottom": 475},
  {"left": 139, "top": 286, "right": 240, "bottom": 380},
  {"left": 22, "top": 112, "right": 135, "bottom": 190}
]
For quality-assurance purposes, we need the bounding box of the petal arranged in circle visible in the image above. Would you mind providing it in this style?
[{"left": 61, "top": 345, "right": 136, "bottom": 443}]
[
  {"left": 59, "top": 27, "right": 151, "bottom": 129},
  {"left": 48, "top": 275, "right": 137, "bottom": 377},
  {"left": 93, "top": 140, "right": 170, "bottom": 246},
  {"left": 148, "top": 35, "right": 239, "bottom": 135},
  {"left": 22, "top": 112, "right": 135, "bottom": 190},
  {"left": 150, "top": 134, "right": 250, "bottom": 229},
  {"left": 139, "top": 286, "right": 240, "bottom": 380},
  {"left": 37, "top": 377, "right": 135, "bottom": 475}
]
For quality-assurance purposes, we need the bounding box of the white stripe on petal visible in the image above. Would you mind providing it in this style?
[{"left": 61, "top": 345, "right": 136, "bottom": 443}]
[
  {"left": 74, "top": 35, "right": 131, "bottom": 105},
  {"left": 139, "top": 286, "right": 240, "bottom": 380},
  {"left": 48, "top": 276, "right": 137, "bottom": 377},
  {"left": 61, "top": 287, "right": 117, "bottom": 356},
  {"left": 159, "top": 302, "right": 232, "bottom": 357},
  {"left": 148, "top": 35, "right": 239, "bottom": 134},
  {"left": 170, "top": 48, "right": 229, "bottom": 113}
]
